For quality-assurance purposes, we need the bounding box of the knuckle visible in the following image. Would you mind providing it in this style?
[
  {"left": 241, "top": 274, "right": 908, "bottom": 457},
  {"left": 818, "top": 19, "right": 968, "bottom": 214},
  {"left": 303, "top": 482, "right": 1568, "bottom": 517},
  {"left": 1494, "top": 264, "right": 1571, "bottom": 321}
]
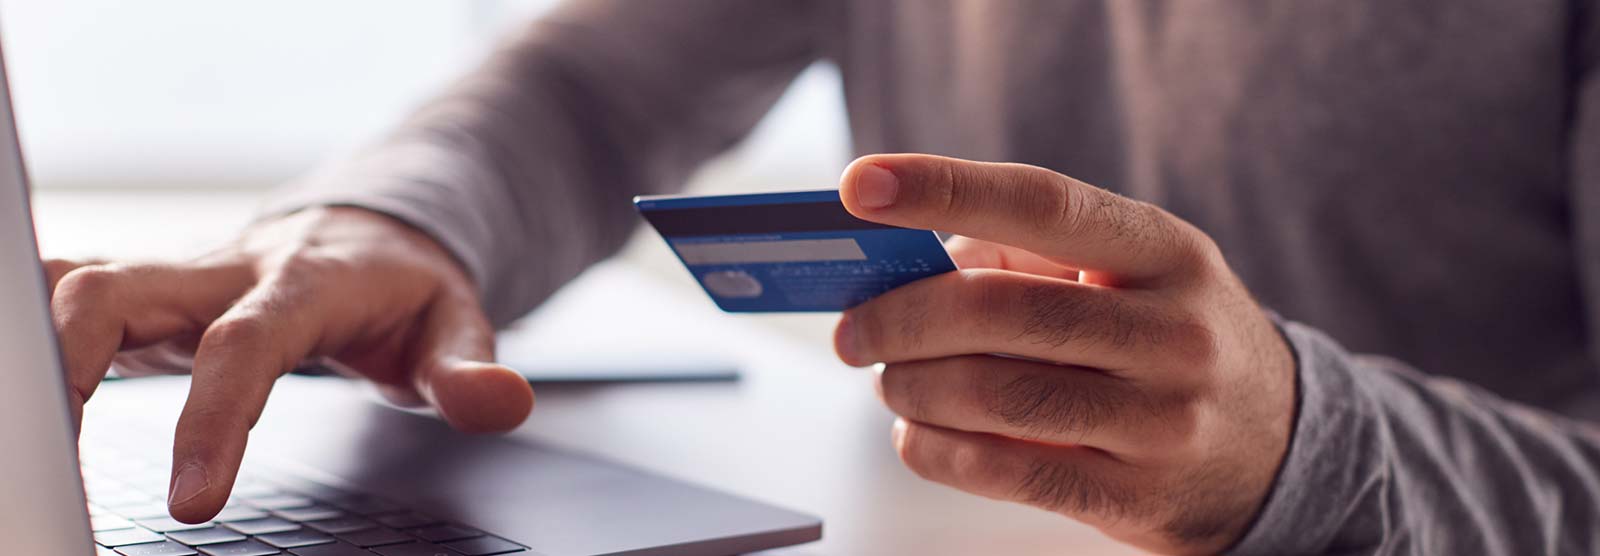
[
  {"left": 928, "top": 157, "right": 963, "bottom": 218},
  {"left": 877, "top": 365, "right": 932, "bottom": 420},
  {"left": 943, "top": 438, "right": 996, "bottom": 483},
  {"left": 1140, "top": 390, "right": 1207, "bottom": 454},
  {"left": 894, "top": 423, "right": 939, "bottom": 480},
  {"left": 53, "top": 265, "right": 123, "bottom": 303},
  {"left": 42, "top": 258, "right": 81, "bottom": 281},
  {"left": 895, "top": 424, "right": 990, "bottom": 486},
  {"left": 958, "top": 269, "right": 1026, "bottom": 330},
  {"left": 861, "top": 287, "right": 937, "bottom": 357},
  {"left": 1166, "top": 313, "right": 1221, "bottom": 372},
  {"left": 202, "top": 315, "right": 274, "bottom": 349},
  {"left": 1135, "top": 299, "right": 1221, "bottom": 369},
  {"left": 842, "top": 305, "right": 886, "bottom": 359},
  {"left": 1169, "top": 224, "right": 1226, "bottom": 280},
  {"left": 249, "top": 280, "right": 311, "bottom": 316},
  {"left": 271, "top": 250, "right": 350, "bottom": 284},
  {"left": 1191, "top": 229, "right": 1225, "bottom": 266},
  {"left": 1016, "top": 167, "right": 1074, "bottom": 238},
  {"left": 1054, "top": 178, "right": 1094, "bottom": 240}
]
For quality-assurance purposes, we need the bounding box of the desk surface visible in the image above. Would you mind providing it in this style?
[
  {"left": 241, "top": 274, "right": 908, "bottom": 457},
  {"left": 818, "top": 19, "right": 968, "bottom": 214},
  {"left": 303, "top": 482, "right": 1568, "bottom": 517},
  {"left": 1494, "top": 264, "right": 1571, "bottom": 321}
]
[
  {"left": 46, "top": 191, "right": 1140, "bottom": 555},
  {"left": 494, "top": 265, "right": 1141, "bottom": 556}
]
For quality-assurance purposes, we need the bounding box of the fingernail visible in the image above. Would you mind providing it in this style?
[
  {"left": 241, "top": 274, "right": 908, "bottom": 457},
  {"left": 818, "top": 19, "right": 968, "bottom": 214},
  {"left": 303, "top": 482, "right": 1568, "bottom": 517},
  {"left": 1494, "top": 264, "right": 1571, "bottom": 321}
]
[
  {"left": 854, "top": 163, "right": 899, "bottom": 209},
  {"left": 168, "top": 463, "right": 209, "bottom": 507},
  {"left": 835, "top": 314, "right": 863, "bottom": 364}
]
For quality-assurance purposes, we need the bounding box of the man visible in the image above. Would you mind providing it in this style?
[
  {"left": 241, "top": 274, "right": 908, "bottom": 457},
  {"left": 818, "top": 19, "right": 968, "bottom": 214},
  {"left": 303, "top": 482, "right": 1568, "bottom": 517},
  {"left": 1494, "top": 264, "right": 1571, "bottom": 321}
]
[{"left": 42, "top": 1, "right": 1600, "bottom": 554}]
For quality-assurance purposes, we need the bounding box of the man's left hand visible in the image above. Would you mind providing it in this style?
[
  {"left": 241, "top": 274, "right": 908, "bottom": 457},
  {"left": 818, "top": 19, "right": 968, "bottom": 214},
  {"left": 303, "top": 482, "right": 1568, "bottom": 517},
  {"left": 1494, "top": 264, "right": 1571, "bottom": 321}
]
[{"left": 836, "top": 154, "right": 1296, "bottom": 555}]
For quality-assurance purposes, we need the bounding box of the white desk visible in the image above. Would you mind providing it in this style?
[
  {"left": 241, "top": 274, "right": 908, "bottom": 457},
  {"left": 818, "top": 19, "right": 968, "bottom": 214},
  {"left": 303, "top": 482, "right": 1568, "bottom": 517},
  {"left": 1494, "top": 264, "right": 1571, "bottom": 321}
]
[{"left": 496, "top": 264, "right": 1140, "bottom": 555}]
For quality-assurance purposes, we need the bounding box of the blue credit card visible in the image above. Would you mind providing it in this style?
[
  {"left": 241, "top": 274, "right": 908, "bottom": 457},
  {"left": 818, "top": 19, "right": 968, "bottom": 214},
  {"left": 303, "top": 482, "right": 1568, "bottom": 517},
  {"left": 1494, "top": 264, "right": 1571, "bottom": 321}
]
[{"left": 635, "top": 189, "right": 957, "bottom": 312}]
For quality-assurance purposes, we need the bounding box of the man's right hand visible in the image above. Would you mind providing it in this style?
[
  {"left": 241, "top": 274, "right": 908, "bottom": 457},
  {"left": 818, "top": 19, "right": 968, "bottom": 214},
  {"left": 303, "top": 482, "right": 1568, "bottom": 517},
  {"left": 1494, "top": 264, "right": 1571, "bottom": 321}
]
[{"left": 45, "top": 206, "right": 534, "bottom": 523}]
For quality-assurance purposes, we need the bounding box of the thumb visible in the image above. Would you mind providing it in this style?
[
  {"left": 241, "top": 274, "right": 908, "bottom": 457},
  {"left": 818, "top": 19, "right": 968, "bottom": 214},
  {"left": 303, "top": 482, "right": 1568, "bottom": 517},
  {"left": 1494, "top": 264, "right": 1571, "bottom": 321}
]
[{"left": 411, "top": 288, "right": 534, "bottom": 433}]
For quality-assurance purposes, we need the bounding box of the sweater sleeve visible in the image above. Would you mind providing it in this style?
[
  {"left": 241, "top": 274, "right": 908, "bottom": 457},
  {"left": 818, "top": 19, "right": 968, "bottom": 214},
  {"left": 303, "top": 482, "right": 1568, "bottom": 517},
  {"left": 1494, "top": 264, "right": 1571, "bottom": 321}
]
[
  {"left": 262, "top": 0, "right": 825, "bottom": 325},
  {"left": 1230, "top": 8, "right": 1600, "bottom": 551},
  {"left": 1225, "top": 320, "right": 1600, "bottom": 555}
]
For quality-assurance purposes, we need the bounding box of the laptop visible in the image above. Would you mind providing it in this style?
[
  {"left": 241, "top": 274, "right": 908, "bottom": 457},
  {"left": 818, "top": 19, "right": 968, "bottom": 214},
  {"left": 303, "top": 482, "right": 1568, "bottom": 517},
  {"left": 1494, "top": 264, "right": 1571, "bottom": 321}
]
[{"left": 0, "top": 33, "right": 821, "bottom": 556}]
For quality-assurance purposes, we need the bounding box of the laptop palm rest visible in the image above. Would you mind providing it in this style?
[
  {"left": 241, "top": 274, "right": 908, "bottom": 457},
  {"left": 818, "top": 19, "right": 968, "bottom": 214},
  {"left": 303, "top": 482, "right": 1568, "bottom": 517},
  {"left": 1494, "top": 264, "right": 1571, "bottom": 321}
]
[{"left": 83, "top": 375, "right": 822, "bottom": 556}]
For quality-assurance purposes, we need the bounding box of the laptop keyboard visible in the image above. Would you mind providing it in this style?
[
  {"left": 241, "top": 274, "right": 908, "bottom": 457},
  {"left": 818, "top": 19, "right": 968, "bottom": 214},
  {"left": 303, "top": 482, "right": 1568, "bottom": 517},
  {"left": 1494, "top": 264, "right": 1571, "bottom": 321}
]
[{"left": 79, "top": 442, "right": 530, "bottom": 556}]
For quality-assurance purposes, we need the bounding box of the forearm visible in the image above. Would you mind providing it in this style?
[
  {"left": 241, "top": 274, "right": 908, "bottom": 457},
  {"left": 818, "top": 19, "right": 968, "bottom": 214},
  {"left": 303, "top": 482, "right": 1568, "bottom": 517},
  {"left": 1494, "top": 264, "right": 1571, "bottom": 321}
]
[
  {"left": 264, "top": 0, "right": 822, "bottom": 325},
  {"left": 1229, "top": 321, "right": 1600, "bottom": 555},
  {"left": 265, "top": 43, "right": 639, "bottom": 327}
]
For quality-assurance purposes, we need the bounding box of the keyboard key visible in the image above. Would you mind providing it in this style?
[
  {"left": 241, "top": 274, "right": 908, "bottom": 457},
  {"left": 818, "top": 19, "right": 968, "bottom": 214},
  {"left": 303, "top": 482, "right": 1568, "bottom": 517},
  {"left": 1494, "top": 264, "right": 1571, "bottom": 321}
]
[
  {"left": 304, "top": 516, "right": 376, "bottom": 534},
  {"left": 115, "top": 540, "right": 200, "bottom": 556},
  {"left": 286, "top": 541, "right": 373, "bottom": 556},
  {"left": 409, "top": 525, "right": 481, "bottom": 543},
  {"left": 213, "top": 506, "right": 270, "bottom": 522},
  {"left": 84, "top": 455, "right": 513, "bottom": 556},
  {"left": 288, "top": 483, "right": 353, "bottom": 501},
  {"left": 99, "top": 546, "right": 121, "bottom": 556},
  {"left": 196, "top": 539, "right": 283, "bottom": 556},
  {"left": 246, "top": 495, "right": 314, "bottom": 510},
  {"left": 110, "top": 502, "right": 176, "bottom": 519},
  {"left": 96, "top": 527, "right": 165, "bottom": 547},
  {"left": 125, "top": 477, "right": 174, "bottom": 496},
  {"left": 331, "top": 496, "right": 404, "bottom": 515},
  {"left": 335, "top": 527, "right": 412, "bottom": 547},
  {"left": 273, "top": 505, "right": 344, "bottom": 522},
  {"left": 229, "top": 484, "right": 282, "bottom": 499},
  {"left": 93, "top": 490, "right": 156, "bottom": 506},
  {"left": 223, "top": 517, "right": 301, "bottom": 536},
  {"left": 443, "top": 536, "right": 526, "bottom": 555},
  {"left": 136, "top": 516, "right": 215, "bottom": 532},
  {"left": 372, "top": 513, "right": 438, "bottom": 529},
  {"left": 84, "top": 478, "right": 131, "bottom": 493},
  {"left": 256, "top": 529, "right": 336, "bottom": 549},
  {"left": 166, "top": 526, "right": 248, "bottom": 546},
  {"left": 372, "top": 543, "right": 465, "bottom": 556},
  {"left": 92, "top": 514, "right": 136, "bottom": 531}
]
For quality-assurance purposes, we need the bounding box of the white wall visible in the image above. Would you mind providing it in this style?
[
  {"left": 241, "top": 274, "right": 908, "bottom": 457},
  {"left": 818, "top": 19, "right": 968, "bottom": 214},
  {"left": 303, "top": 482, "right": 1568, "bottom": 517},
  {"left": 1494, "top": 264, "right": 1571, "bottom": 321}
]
[{"left": 0, "top": 0, "right": 851, "bottom": 192}]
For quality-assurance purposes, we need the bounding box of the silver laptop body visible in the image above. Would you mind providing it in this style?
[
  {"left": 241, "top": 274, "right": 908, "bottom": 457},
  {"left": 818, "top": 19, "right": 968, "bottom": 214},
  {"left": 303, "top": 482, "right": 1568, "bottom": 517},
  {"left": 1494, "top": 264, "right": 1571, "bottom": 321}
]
[{"left": 0, "top": 34, "right": 101, "bottom": 556}]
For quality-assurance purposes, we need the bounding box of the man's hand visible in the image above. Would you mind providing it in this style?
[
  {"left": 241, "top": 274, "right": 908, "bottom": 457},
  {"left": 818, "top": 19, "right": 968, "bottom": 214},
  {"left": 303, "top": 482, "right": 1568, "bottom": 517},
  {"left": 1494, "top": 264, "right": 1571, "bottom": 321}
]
[
  {"left": 836, "top": 154, "right": 1296, "bottom": 555},
  {"left": 46, "top": 207, "right": 534, "bottom": 523}
]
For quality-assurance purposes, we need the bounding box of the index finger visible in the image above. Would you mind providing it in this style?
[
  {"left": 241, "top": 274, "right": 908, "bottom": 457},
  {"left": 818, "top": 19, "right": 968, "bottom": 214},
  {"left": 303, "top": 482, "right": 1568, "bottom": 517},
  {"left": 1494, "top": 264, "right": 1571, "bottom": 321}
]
[
  {"left": 50, "top": 261, "right": 253, "bottom": 424},
  {"left": 839, "top": 154, "right": 1211, "bottom": 286},
  {"left": 167, "top": 277, "right": 322, "bottom": 523}
]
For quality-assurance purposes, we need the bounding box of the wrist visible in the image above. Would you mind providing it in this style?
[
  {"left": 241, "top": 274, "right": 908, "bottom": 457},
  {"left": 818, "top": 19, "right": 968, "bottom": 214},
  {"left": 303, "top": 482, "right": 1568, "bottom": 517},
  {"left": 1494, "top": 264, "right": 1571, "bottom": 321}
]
[{"left": 1224, "top": 321, "right": 1385, "bottom": 556}]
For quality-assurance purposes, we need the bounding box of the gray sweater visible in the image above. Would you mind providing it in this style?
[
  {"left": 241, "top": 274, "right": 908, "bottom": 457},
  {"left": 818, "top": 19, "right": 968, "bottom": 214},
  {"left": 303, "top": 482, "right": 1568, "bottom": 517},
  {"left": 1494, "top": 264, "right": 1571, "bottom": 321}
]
[{"left": 269, "top": 1, "right": 1600, "bottom": 554}]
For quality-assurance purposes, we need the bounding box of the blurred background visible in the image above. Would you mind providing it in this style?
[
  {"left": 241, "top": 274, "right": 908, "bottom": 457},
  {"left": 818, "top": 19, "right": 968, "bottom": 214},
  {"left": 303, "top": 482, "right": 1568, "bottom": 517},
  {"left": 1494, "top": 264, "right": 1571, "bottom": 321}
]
[{"left": 5, "top": 0, "right": 853, "bottom": 341}]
